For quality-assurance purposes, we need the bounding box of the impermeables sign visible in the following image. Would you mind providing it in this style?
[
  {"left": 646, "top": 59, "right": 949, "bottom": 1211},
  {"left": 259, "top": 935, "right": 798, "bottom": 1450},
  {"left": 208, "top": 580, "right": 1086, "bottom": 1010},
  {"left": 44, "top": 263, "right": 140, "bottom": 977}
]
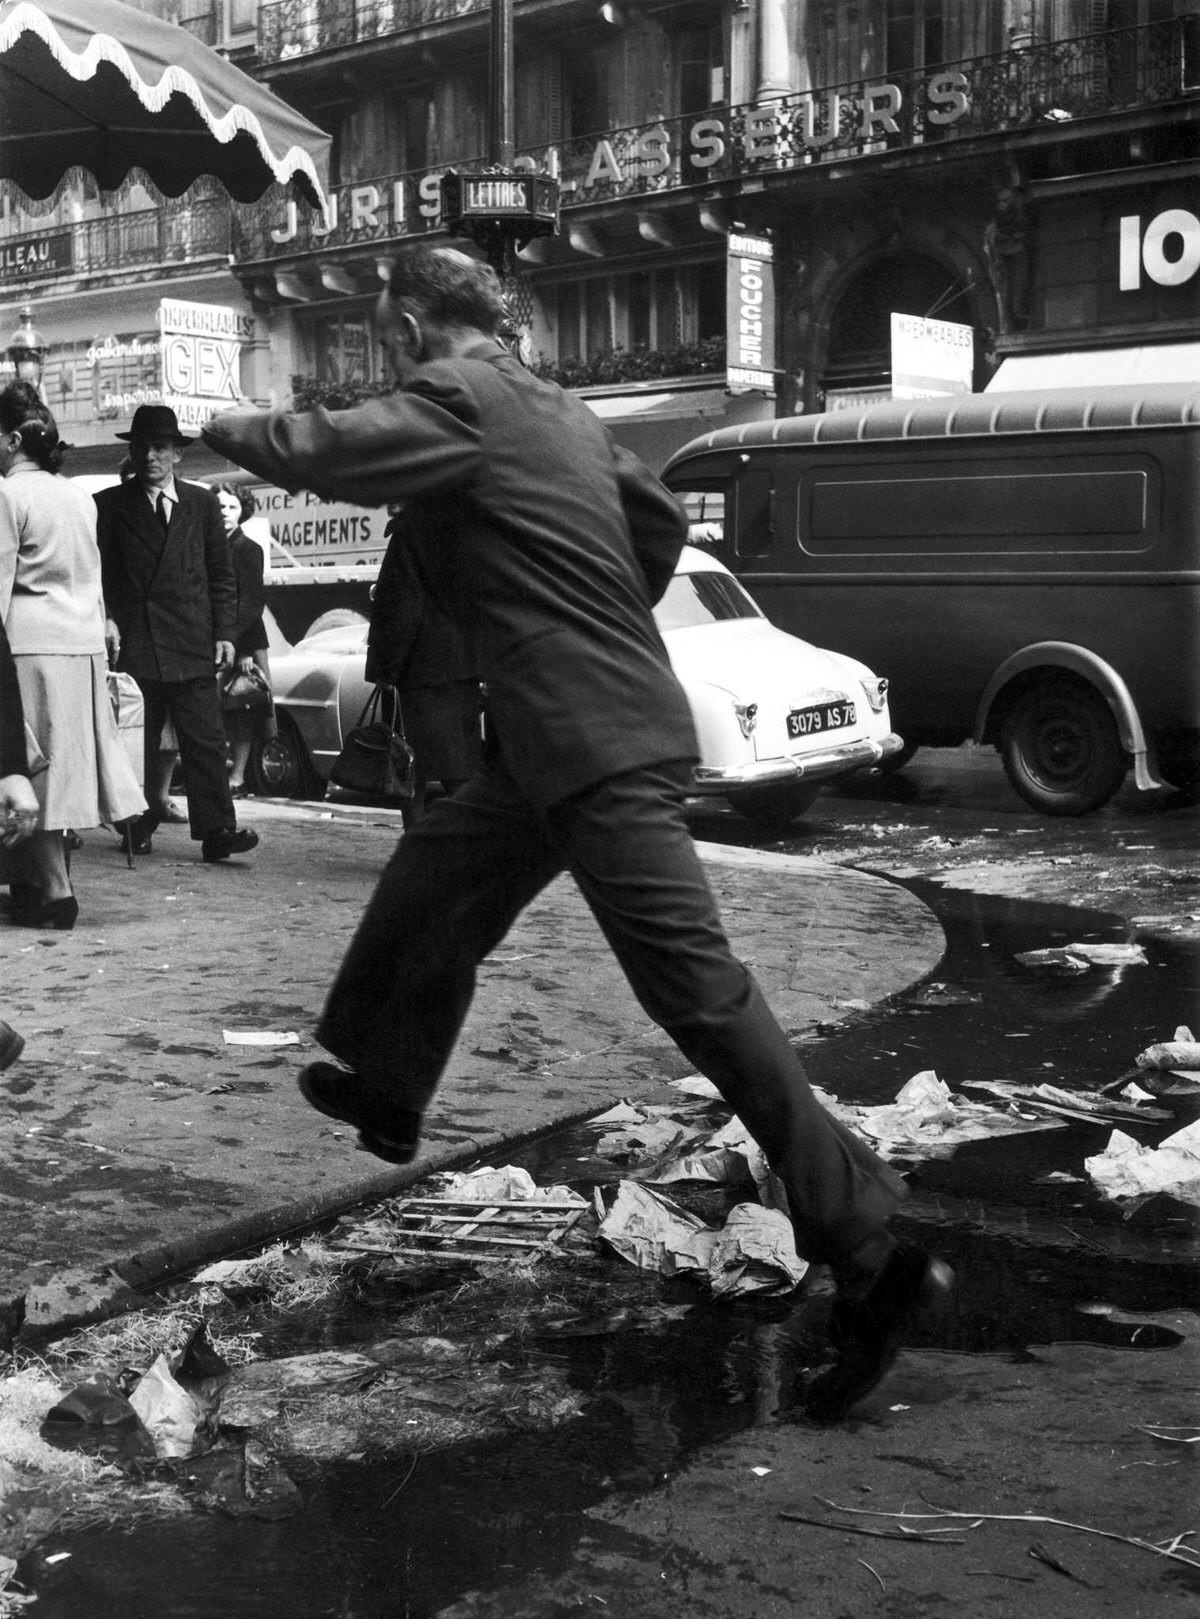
[
  {"left": 158, "top": 299, "right": 252, "bottom": 433},
  {"left": 726, "top": 232, "right": 776, "bottom": 394},
  {"left": 890, "top": 312, "right": 974, "bottom": 399}
]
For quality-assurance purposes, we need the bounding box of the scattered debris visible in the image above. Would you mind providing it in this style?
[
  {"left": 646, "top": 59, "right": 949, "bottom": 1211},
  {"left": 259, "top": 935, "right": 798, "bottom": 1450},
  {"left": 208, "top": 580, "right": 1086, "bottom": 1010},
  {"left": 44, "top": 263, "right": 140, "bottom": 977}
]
[
  {"left": 848, "top": 1071, "right": 1067, "bottom": 1160},
  {"left": 1085, "top": 1118, "right": 1200, "bottom": 1207},
  {"left": 907, "top": 981, "right": 983, "bottom": 1008},
  {"left": 1014, "top": 942, "right": 1148, "bottom": 971},
  {"left": 1136, "top": 1026, "right": 1200, "bottom": 1072},
  {"left": 708, "top": 1204, "right": 808, "bottom": 1298},
  {"left": 597, "top": 1182, "right": 717, "bottom": 1277},
  {"left": 961, "top": 1080, "right": 1171, "bottom": 1126},
  {"left": 128, "top": 1354, "right": 205, "bottom": 1459},
  {"left": 220, "top": 1030, "right": 301, "bottom": 1047},
  {"left": 810, "top": 1496, "right": 1200, "bottom": 1572},
  {"left": 336, "top": 1194, "right": 587, "bottom": 1264}
]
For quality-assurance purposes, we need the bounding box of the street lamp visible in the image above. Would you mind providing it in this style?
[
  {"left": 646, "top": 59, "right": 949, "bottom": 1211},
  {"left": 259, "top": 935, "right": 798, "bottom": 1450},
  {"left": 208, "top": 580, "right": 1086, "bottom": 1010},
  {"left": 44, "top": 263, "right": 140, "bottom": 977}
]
[
  {"left": 440, "top": 0, "right": 559, "bottom": 343},
  {"left": 5, "top": 304, "right": 48, "bottom": 390}
]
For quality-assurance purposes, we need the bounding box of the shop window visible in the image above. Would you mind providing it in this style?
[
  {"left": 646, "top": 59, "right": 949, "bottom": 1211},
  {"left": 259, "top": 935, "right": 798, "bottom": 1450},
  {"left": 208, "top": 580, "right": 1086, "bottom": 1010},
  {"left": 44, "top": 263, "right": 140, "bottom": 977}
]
[
  {"left": 546, "top": 261, "right": 722, "bottom": 368},
  {"left": 299, "top": 309, "right": 377, "bottom": 389}
]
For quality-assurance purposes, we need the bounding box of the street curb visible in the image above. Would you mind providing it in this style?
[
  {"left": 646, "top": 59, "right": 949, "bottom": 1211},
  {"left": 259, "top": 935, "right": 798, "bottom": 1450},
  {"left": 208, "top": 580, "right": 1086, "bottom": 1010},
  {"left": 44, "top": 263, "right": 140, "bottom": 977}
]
[{"left": 108, "top": 1109, "right": 611, "bottom": 1300}]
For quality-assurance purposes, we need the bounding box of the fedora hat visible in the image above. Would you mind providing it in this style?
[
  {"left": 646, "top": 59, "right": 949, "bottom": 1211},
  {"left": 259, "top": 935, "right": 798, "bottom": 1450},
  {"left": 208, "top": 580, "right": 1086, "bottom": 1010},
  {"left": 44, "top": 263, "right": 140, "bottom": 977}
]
[{"left": 115, "top": 404, "right": 194, "bottom": 445}]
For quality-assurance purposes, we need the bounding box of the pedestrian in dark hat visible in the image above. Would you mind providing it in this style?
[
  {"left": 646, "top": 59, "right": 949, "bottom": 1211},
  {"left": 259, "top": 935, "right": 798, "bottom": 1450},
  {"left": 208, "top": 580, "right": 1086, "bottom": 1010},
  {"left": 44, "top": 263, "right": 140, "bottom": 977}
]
[{"left": 95, "top": 405, "right": 259, "bottom": 863}]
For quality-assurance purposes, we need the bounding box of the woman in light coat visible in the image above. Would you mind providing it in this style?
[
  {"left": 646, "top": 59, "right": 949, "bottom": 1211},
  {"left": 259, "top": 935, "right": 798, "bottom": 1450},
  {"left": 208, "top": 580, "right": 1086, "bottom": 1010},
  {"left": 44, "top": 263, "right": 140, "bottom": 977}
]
[{"left": 0, "top": 383, "right": 145, "bottom": 928}]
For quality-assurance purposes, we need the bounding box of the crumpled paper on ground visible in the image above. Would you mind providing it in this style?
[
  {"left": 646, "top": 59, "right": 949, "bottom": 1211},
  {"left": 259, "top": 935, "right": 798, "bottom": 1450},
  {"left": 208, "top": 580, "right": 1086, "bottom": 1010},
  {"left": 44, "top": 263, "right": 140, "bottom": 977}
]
[
  {"left": 707, "top": 1205, "right": 808, "bottom": 1298},
  {"left": 848, "top": 1071, "right": 1064, "bottom": 1160},
  {"left": 428, "top": 1165, "right": 586, "bottom": 1207},
  {"left": 128, "top": 1354, "right": 204, "bottom": 1459},
  {"left": 217, "top": 1351, "right": 381, "bottom": 1429},
  {"left": 1136, "top": 1026, "right": 1200, "bottom": 1072},
  {"left": 597, "top": 1182, "right": 717, "bottom": 1276},
  {"left": 599, "top": 1183, "right": 806, "bottom": 1295},
  {"left": 1085, "top": 1118, "right": 1200, "bottom": 1206}
]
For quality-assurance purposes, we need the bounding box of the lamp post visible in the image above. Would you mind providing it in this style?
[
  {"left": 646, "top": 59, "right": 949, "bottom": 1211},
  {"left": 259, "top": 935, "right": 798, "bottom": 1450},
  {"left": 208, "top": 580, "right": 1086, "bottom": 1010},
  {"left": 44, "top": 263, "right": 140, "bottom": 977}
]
[
  {"left": 440, "top": 0, "right": 559, "bottom": 350},
  {"left": 5, "top": 304, "right": 48, "bottom": 393}
]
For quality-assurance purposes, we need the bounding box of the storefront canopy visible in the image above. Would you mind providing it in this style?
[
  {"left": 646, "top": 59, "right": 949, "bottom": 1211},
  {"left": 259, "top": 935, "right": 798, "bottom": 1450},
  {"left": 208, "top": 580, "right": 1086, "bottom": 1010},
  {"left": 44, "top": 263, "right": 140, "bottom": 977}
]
[
  {"left": 987, "top": 343, "right": 1200, "bottom": 393},
  {"left": 0, "top": 0, "right": 330, "bottom": 208}
]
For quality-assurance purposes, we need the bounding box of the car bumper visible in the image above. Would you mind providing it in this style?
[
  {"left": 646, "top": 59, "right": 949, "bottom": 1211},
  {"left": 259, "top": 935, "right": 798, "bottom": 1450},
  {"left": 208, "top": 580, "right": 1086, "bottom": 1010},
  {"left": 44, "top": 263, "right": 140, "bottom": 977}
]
[{"left": 689, "top": 732, "right": 905, "bottom": 794}]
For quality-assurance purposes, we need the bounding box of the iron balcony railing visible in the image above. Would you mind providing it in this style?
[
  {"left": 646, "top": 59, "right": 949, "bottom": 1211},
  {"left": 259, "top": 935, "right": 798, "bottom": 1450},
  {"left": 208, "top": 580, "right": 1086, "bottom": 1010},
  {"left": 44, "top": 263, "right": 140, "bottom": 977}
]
[
  {"left": 531, "top": 19, "right": 1193, "bottom": 204},
  {"left": 259, "top": 0, "right": 487, "bottom": 62},
  {"left": 0, "top": 197, "right": 233, "bottom": 288},
  {"left": 233, "top": 20, "right": 1195, "bottom": 264}
]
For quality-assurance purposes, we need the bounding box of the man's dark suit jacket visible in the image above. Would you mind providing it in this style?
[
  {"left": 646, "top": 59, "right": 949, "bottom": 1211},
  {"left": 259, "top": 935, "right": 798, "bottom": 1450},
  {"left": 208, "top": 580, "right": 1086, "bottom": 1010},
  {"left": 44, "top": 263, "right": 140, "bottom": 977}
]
[
  {"left": 203, "top": 341, "right": 696, "bottom": 808},
  {"left": 95, "top": 478, "right": 235, "bottom": 683}
]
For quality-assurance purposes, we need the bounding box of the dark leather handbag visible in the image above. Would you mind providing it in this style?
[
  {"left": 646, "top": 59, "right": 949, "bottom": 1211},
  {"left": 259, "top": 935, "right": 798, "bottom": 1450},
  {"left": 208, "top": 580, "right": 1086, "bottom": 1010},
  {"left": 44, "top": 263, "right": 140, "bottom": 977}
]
[
  {"left": 220, "top": 665, "right": 272, "bottom": 714},
  {"left": 328, "top": 685, "right": 416, "bottom": 801}
]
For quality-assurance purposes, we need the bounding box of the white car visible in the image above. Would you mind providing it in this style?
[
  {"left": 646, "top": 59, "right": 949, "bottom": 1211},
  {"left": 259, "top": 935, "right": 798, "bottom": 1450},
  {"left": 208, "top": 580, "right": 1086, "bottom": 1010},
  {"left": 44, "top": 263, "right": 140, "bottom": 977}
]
[{"left": 253, "top": 548, "right": 903, "bottom": 823}]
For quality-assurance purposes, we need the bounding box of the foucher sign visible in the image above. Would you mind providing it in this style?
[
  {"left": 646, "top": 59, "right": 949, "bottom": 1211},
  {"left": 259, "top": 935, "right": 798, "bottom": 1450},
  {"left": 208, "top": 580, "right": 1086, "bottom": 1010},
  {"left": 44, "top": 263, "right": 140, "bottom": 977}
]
[{"left": 726, "top": 233, "right": 776, "bottom": 395}]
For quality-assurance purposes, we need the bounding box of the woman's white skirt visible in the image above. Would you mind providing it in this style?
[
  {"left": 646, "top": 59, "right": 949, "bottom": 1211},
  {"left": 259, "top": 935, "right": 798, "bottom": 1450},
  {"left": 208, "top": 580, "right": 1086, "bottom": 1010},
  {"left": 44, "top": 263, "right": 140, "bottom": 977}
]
[{"left": 15, "top": 652, "right": 147, "bottom": 830}]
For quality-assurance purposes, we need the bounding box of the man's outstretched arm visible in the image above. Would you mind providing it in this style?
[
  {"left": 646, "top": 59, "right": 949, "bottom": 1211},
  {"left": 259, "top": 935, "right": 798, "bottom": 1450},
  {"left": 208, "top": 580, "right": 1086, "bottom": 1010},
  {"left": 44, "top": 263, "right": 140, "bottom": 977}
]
[{"left": 203, "top": 373, "right": 484, "bottom": 511}]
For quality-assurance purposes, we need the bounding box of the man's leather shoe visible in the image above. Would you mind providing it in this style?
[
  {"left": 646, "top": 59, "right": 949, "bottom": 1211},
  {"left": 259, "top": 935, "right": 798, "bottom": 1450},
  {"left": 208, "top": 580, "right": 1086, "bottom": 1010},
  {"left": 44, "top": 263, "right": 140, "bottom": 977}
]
[
  {"left": 201, "top": 827, "right": 259, "bottom": 862},
  {"left": 297, "top": 1061, "right": 421, "bottom": 1166},
  {"left": 0, "top": 1020, "right": 24, "bottom": 1070},
  {"left": 802, "top": 1242, "right": 954, "bottom": 1421}
]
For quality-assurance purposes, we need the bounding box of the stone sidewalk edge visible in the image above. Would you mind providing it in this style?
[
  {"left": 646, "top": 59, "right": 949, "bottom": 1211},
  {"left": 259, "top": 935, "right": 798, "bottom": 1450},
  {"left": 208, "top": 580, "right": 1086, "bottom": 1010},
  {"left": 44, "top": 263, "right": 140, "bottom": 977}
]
[{"left": 20, "top": 837, "right": 940, "bottom": 1331}]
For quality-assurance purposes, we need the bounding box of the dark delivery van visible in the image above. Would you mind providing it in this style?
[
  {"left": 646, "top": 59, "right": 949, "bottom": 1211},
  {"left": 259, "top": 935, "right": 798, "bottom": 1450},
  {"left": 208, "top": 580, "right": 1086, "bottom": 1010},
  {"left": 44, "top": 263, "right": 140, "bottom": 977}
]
[{"left": 662, "top": 381, "right": 1200, "bottom": 815}]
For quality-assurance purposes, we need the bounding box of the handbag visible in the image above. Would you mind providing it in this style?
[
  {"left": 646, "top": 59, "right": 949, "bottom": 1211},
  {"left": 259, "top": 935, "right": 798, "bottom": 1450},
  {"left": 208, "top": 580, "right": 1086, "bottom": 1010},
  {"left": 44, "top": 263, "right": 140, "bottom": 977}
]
[
  {"left": 328, "top": 685, "right": 416, "bottom": 801},
  {"left": 220, "top": 665, "right": 272, "bottom": 714}
]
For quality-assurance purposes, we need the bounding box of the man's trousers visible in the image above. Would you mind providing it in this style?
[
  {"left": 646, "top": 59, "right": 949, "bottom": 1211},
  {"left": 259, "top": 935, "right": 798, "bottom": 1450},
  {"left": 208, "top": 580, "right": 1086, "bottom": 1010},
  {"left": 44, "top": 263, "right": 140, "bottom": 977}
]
[
  {"left": 316, "top": 759, "right": 904, "bottom": 1273},
  {"left": 137, "top": 674, "right": 235, "bottom": 839}
]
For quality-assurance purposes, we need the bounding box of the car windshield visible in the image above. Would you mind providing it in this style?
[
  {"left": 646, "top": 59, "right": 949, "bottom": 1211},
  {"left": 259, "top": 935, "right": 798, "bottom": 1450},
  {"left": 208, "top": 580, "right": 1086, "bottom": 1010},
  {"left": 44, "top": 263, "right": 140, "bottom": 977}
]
[{"left": 655, "top": 570, "right": 762, "bottom": 632}]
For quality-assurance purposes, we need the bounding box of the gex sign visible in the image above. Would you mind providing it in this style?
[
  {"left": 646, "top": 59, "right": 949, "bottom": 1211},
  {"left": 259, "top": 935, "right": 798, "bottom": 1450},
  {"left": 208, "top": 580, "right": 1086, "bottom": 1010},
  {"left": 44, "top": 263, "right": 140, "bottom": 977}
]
[{"left": 158, "top": 299, "right": 252, "bottom": 434}]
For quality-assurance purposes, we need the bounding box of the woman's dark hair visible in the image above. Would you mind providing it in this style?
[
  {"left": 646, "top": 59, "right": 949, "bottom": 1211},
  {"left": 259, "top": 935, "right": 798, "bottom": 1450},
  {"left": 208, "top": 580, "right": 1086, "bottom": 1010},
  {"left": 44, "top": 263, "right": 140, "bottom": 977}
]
[
  {"left": 0, "top": 381, "right": 66, "bottom": 473},
  {"left": 381, "top": 245, "right": 506, "bottom": 335},
  {"left": 211, "top": 481, "right": 256, "bottom": 525}
]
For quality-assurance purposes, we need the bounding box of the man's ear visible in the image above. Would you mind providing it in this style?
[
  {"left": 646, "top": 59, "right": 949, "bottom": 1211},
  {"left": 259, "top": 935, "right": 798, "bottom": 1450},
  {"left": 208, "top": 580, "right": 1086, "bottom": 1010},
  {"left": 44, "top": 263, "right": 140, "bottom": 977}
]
[{"left": 400, "top": 312, "right": 426, "bottom": 361}]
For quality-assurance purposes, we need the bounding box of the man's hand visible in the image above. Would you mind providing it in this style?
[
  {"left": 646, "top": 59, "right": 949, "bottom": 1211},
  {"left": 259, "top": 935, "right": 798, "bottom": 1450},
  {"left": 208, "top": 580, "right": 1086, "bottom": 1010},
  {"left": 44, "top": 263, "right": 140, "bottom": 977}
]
[
  {"left": 237, "top": 654, "right": 256, "bottom": 675},
  {"left": 104, "top": 618, "right": 121, "bottom": 666},
  {"left": 215, "top": 640, "right": 235, "bottom": 671},
  {"left": 0, "top": 774, "right": 38, "bottom": 846}
]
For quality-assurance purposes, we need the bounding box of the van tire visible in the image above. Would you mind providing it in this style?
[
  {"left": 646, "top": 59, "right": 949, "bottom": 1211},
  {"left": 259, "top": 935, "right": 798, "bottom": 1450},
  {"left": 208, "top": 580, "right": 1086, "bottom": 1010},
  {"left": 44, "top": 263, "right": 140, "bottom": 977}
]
[
  {"left": 727, "top": 782, "right": 821, "bottom": 824},
  {"left": 999, "top": 678, "right": 1128, "bottom": 816}
]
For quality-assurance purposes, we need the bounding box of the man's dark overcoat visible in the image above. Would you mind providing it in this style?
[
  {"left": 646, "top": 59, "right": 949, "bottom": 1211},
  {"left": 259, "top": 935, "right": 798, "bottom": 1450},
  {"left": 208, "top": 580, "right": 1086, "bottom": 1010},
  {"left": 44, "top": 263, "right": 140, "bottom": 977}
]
[
  {"left": 94, "top": 478, "right": 234, "bottom": 681},
  {"left": 203, "top": 341, "right": 696, "bottom": 807}
]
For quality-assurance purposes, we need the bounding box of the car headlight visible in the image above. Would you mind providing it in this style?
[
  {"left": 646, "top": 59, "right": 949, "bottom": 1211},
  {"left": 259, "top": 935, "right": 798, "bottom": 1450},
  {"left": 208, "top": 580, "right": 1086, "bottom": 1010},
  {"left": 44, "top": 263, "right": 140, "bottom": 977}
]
[
  {"left": 734, "top": 701, "right": 758, "bottom": 738},
  {"left": 859, "top": 677, "right": 889, "bottom": 713}
]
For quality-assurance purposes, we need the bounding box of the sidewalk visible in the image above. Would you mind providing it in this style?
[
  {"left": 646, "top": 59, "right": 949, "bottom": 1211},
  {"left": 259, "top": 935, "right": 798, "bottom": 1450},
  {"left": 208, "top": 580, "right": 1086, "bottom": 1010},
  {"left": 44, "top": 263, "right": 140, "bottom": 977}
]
[{"left": 1, "top": 796, "right": 945, "bottom": 1328}]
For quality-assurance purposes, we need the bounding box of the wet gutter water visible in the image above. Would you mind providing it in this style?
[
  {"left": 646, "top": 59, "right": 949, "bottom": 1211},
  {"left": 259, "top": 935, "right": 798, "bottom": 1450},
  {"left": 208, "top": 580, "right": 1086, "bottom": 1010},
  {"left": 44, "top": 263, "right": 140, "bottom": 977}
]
[{"left": 20, "top": 878, "right": 1200, "bottom": 1618}]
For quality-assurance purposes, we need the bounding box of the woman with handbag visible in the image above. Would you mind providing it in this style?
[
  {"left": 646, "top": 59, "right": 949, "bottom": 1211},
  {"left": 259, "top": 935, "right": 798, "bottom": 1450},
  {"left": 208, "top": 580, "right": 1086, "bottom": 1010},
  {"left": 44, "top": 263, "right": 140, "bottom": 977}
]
[
  {"left": 0, "top": 384, "right": 145, "bottom": 928},
  {"left": 212, "top": 484, "right": 276, "bottom": 797}
]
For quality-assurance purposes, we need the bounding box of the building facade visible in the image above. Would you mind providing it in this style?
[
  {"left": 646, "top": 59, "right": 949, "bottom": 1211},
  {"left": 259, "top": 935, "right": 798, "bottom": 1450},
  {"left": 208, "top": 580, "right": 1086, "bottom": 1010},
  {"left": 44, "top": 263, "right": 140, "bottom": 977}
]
[{"left": 2, "top": 0, "right": 1197, "bottom": 477}]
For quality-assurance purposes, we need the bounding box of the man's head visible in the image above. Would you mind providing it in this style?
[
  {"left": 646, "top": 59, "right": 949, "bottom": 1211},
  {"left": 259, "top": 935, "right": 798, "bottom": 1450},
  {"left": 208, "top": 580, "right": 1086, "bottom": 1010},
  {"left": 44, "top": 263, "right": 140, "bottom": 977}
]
[
  {"left": 116, "top": 404, "right": 191, "bottom": 491},
  {"left": 376, "top": 247, "right": 507, "bottom": 382}
]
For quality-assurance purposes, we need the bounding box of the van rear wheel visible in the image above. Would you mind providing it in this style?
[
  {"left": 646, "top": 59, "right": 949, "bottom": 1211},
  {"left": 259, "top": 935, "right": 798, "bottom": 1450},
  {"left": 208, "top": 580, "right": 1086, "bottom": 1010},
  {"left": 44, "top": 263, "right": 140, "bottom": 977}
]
[{"left": 999, "top": 679, "right": 1128, "bottom": 816}]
